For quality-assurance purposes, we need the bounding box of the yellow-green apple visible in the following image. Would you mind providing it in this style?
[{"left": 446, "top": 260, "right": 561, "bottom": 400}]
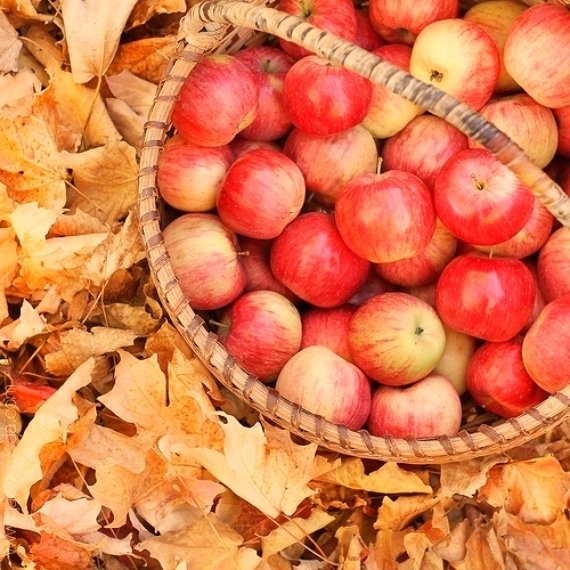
[
  {"left": 239, "top": 237, "right": 298, "bottom": 302},
  {"left": 468, "top": 94, "right": 558, "bottom": 169},
  {"left": 283, "top": 125, "right": 378, "bottom": 205},
  {"left": 282, "top": 55, "right": 373, "bottom": 136},
  {"left": 537, "top": 227, "right": 570, "bottom": 302},
  {"left": 522, "top": 296, "right": 570, "bottom": 393},
  {"left": 504, "top": 4, "right": 570, "bottom": 108},
  {"left": 361, "top": 43, "right": 423, "bottom": 139},
  {"left": 348, "top": 292, "right": 446, "bottom": 385},
  {"left": 171, "top": 54, "right": 259, "bottom": 147},
  {"left": 467, "top": 338, "right": 548, "bottom": 418},
  {"left": 335, "top": 171, "right": 436, "bottom": 263},
  {"left": 463, "top": 0, "right": 526, "bottom": 93},
  {"left": 217, "top": 290, "right": 302, "bottom": 381},
  {"left": 375, "top": 218, "right": 457, "bottom": 288},
  {"left": 472, "top": 196, "right": 554, "bottom": 259},
  {"left": 367, "top": 373, "right": 462, "bottom": 438},
  {"left": 369, "top": 0, "right": 458, "bottom": 45},
  {"left": 157, "top": 134, "right": 233, "bottom": 212},
  {"left": 348, "top": 270, "right": 398, "bottom": 307},
  {"left": 380, "top": 114, "right": 468, "bottom": 191},
  {"left": 270, "top": 212, "right": 370, "bottom": 308},
  {"left": 554, "top": 105, "right": 570, "bottom": 158},
  {"left": 275, "top": 345, "right": 372, "bottom": 430},
  {"left": 277, "top": 0, "right": 357, "bottom": 60},
  {"left": 410, "top": 18, "right": 500, "bottom": 110},
  {"left": 234, "top": 45, "right": 294, "bottom": 141},
  {"left": 162, "top": 213, "right": 246, "bottom": 310},
  {"left": 216, "top": 148, "right": 305, "bottom": 239},
  {"left": 433, "top": 325, "right": 477, "bottom": 396},
  {"left": 354, "top": 8, "right": 383, "bottom": 50},
  {"left": 434, "top": 148, "right": 534, "bottom": 245},
  {"left": 229, "top": 137, "right": 281, "bottom": 158},
  {"left": 435, "top": 253, "right": 536, "bottom": 342},
  {"left": 301, "top": 305, "right": 356, "bottom": 362}
]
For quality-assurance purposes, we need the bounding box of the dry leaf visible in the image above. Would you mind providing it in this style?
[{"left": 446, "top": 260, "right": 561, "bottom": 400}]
[
  {"left": 0, "top": 300, "right": 49, "bottom": 350},
  {"left": 61, "top": 0, "right": 139, "bottom": 84},
  {"left": 0, "top": 67, "right": 42, "bottom": 119},
  {"left": 365, "top": 529, "right": 407, "bottom": 569},
  {"left": 28, "top": 532, "right": 97, "bottom": 570},
  {"left": 0, "top": 10, "right": 22, "bottom": 73},
  {"left": 127, "top": 0, "right": 186, "bottom": 30},
  {"left": 459, "top": 524, "right": 506, "bottom": 570},
  {"left": 0, "top": 226, "right": 18, "bottom": 323},
  {"left": 335, "top": 524, "right": 367, "bottom": 570},
  {"left": 439, "top": 455, "right": 508, "bottom": 498},
  {"left": 9, "top": 201, "right": 60, "bottom": 248},
  {"left": 375, "top": 495, "right": 441, "bottom": 532}
]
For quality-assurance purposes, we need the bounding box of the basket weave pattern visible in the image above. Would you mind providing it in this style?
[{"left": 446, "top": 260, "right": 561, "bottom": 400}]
[{"left": 138, "top": 0, "right": 570, "bottom": 463}]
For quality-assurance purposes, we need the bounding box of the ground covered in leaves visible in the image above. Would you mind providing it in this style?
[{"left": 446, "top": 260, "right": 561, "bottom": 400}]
[{"left": 0, "top": 1, "right": 569, "bottom": 568}]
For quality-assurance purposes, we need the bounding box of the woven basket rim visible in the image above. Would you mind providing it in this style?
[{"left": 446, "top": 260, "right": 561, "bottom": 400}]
[{"left": 138, "top": 0, "right": 570, "bottom": 464}]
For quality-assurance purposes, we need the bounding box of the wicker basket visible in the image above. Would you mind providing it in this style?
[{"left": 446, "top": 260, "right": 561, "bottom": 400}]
[{"left": 138, "top": 0, "right": 570, "bottom": 464}]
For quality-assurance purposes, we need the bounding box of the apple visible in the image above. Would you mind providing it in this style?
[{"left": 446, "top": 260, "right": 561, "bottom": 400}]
[
  {"left": 335, "top": 171, "right": 436, "bottom": 263},
  {"left": 537, "top": 227, "right": 570, "bottom": 303},
  {"left": 466, "top": 339, "right": 548, "bottom": 418},
  {"left": 348, "top": 292, "right": 446, "bottom": 386},
  {"left": 472, "top": 196, "right": 554, "bottom": 259},
  {"left": 300, "top": 305, "right": 356, "bottom": 362},
  {"left": 171, "top": 54, "right": 259, "bottom": 147},
  {"left": 277, "top": 0, "right": 357, "bottom": 60},
  {"left": 375, "top": 218, "right": 457, "bottom": 288},
  {"left": 410, "top": 18, "right": 500, "bottom": 110},
  {"left": 553, "top": 105, "right": 570, "bottom": 158},
  {"left": 216, "top": 148, "right": 305, "bottom": 239},
  {"left": 234, "top": 45, "right": 294, "bottom": 141},
  {"left": 275, "top": 345, "right": 372, "bottom": 430},
  {"left": 239, "top": 237, "right": 298, "bottom": 302},
  {"left": 347, "top": 270, "right": 398, "bottom": 307},
  {"left": 282, "top": 55, "right": 373, "bottom": 137},
  {"left": 462, "top": 0, "right": 526, "bottom": 93},
  {"left": 229, "top": 137, "right": 281, "bottom": 158},
  {"left": 162, "top": 213, "right": 246, "bottom": 310},
  {"left": 404, "top": 282, "right": 437, "bottom": 308},
  {"left": 504, "top": 4, "right": 570, "bottom": 108},
  {"left": 368, "top": 0, "right": 458, "bottom": 45},
  {"left": 434, "top": 148, "right": 534, "bottom": 245},
  {"left": 361, "top": 43, "right": 423, "bottom": 139},
  {"left": 433, "top": 325, "right": 477, "bottom": 396},
  {"left": 380, "top": 114, "right": 468, "bottom": 191},
  {"left": 217, "top": 290, "right": 302, "bottom": 381},
  {"left": 367, "top": 373, "right": 463, "bottom": 438},
  {"left": 282, "top": 125, "right": 378, "bottom": 205},
  {"left": 156, "top": 134, "right": 233, "bottom": 212},
  {"left": 270, "top": 212, "right": 370, "bottom": 308},
  {"left": 468, "top": 94, "right": 558, "bottom": 169},
  {"left": 521, "top": 259, "right": 546, "bottom": 334},
  {"left": 522, "top": 296, "right": 570, "bottom": 393},
  {"left": 354, "top": 8, "right": 384, "bottom": 51},
  {"left": 435, "top": 253, "right": 536, "bottom": 342}
]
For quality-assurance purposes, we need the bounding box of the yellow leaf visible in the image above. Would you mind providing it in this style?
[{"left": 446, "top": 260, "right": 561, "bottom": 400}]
[
  {"left": 0, "top": 299, "right": 49, "bottom": 350},
  {"left": 61, "top": 0, "right": 139, "bottom": 83},
  {"left": 0, "top": 227, "right": 18, "bottom": 322},
  {"left": 439, "top": 455, "right": 507, "bottom": 499},
  {"left": 0, "top": 67, "right": 42, "bottom": 119},
  {"left": 9, "top": 201, "right": 61, "bottom": 249},
  {"left": 335, "top": 525, "right": 367, "bottom": 570},
  {"left": 375, "top": 495, "right": 441, "bottom": 532},
  {"left": 0, "top": 0, "right": 40, "bottom": 17},
  {"left": 460, "top": 524, "right": 506, "bottom": 570},
  {"left": 0, "top": 10, "right": 22, "bottom": 73},
  {"left": 126, "top": 0, "right": 186, "bottom": 30}
]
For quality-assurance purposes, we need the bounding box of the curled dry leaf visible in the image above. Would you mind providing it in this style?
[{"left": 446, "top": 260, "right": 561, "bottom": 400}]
[{"left": 126, "top": 0, "right": 187, "bottom": 30}]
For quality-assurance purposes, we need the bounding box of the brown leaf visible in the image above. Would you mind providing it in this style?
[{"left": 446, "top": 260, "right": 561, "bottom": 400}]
[
  {"left": 460, "top": 524, "right": 506, "bottom": 570},
  {"left": 375, "top": 495, "right": 441, "bottom": 532},
  {"left": 126, "top": 0, "right": 186, "bottom": 30},
  {"left": 440, "top": 456, "right": 508, "bottom": 499},
  {"left": 28, "top": 532, "right": 96, "bottom": 570},
  {"left": 0, "top": 0, "right": 40, "bottom": 18},
  {"left": 335, "top": 524, "right": 368, "bottom": 570},
  {"left": 432, "top": 519, "right": 470, "bottom": 565},
  {"left": 0, "top": 10, "right": 22, "bottom": 73},
  {"left": 365, "top": 529, "right": 407, "bottom": 569},
  {"left": 0, "top": 66, "right": 42, "bottom": 119},
  {"left": 0, "top": 226, "right": 18, "bottom": 322}
]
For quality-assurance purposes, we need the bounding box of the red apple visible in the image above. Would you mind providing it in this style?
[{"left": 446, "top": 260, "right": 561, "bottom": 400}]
[
  {"left": 537, "top": 227, "right": 570, "bottom": 303},
  {"left": 229, "top": 137, "right": 281, "bottom": 158},
  {"left": 239, "top": 237, "right": 298, "bottom": 302},
  {"left": 462, "top": 0, "right": 526, "bottom": 93},
  {"left": 361, "top": 43, "right": 423, "bottom": 139},
  {"left": 381, "top": 114, "right": 468, "bottom": 191},
  {"left": 171, "top": 54, "right": 259, "bottom": 147},
  {"left": 348, "top": 292, "right": 447, "bottom": 386},
  {"left": 467, "top": 339, "right": 548, "bottom": 418},
  {"left": 282, "top": 125, "right": 378, "bottom": 205},
  {"left": 156, "top": 134, "right": 233, "bottom": 212},
  {"left": 282, "top": 55, "right": 373, "bottom": 137},
  {"left": 234, "top": 45, "right": 294, "bottom": 141},
  {"left": 270, "top": 212, "right": 370, "bottom": 308},
  {"left": 216, "top": 148, "right": 305, "bottom": 239},
  {"left": 335, "top": 171, "right": 436, "bottom": 263},
  {"left": 522, "top": 296, "right": 570, "bottom": 393},
  {"left": 404, "top": 282, "right": 437, "bottom": 308},
  {"left": 375, "top": 218, "right": 457, "bottom": 288},
  {"left": 367, "top": 373, "right": 463, "bottom": 438},
  {"left": 162, "top": 213, "right": 246, "bottom": 310},
  {"left": 504, "top": 4, "right": 570, "bottom": 108},
  {"left": 369, "top": 0, "right": 458, "bottom": 45},
  {"left": 521, "top": 259, "right": 546, "bottom": 334},
  {"left": 468, "top": 94, "right": 558, "bottom": 169},
  {"left": 354, "top": 8, "right": 384, "bottom": 51},
  {"left": 217, "top": 290, "right": 302, "bottom": 381},
  {"left": 410, "top": 18, "right": 500, "bottom": 110},
  {"left": 277, "top": 0, "right": 357, "bottom": 60},
  {"left": 554, "top": 105, "right": 570, "bottom": 158},
  {"left": 434, "top": 148, "right": 534, "bottom": 245},
  {"left": 435, "top": 253, "right": 536, "bottom": 342},
  {"left": 347, "top": 270, "right": 398, "bottom": 307},
  {"left": 300, "top": 305, "right": 356, "bottom": 362},
  {"left": 275, "top": 345, "right": 372, "bottom": 430}
]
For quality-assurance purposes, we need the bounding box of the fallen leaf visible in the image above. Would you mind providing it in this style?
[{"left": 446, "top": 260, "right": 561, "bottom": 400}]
[
  {"left": 9, "top": 201, "right": 60, "bottom": 249},
  {"left": 440, "top": 455, "right": 508, "bottom": 499},
  {"left": 459, "top": 524, "right": 506, "bottom": 570},
  {"left": 0, "top": 227, "right": 18, "bottom": 322},
  {"left": 127, "top": 0, "right": 186, "bottom": 30},
  {"left": 0, "top": 10, "right": 22, "bottom": 73},
  {"left": 0, "top": 67, "right": 42, "bottom": 119},
  {"left": 432, "top": 519, "right": 470, "bottom": 565},
  {"left": 0, "top": 300, "right": 50, "bottom": 350},
  {"left": 28, "top": 531, "right": 97, "bottom": 570},
  {"left": 0, "top": 0, "right": 40, "bottom": 17},
  {"left": 51, "top": 208, "right": 109, "bottom": 237},
  {"left": 61, "top": 0, "right": 139, "bottom": 84},
  {"left": 335, "top": 524, "right": 368, "bottom": 570},
  {"left": 365, "top": 529, "right": 407, "bottom": 570},
  {"left": 375, "top": 495, "right": 441, "bottom": 532},
  {"left": 6, "top": 377, "right": 56, "bottom": 413}
]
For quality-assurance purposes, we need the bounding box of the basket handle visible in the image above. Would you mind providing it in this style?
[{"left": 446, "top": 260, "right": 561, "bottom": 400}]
[{"left": 180, "top": 0, "right": 570, "bottom": 227}]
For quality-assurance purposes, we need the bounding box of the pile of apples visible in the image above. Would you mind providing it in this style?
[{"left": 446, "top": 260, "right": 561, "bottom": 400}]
[{"left": 157, "top": 0, "right": 570, "bottom": 439}]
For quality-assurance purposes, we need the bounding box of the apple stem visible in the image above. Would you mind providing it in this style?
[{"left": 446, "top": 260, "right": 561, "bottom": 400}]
[
  {"left": 237, "top": 250, "right": 250, "bottom": 257},
  {"left": 209, "top": 319, "right": 229, "bottom": 330},
  {"left": 430, "top": 69, "right": 444, "bottom": 83},
  {"left": 376, "top": 157, "right": 383, "bottom": 175}
]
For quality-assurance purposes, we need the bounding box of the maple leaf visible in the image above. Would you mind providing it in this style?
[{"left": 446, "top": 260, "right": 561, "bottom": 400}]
[
  {"left": 0, "top": 226, "right": 18, "bottom": 323},
  {"left": 126, "top": 0, "right": 187, "bottom": 30},
  {"left": 0, "top": 10, "right": 22, "bottom": 73},
  {"left": 0, "top": 300, "right": 49, "bottom": 350}
]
